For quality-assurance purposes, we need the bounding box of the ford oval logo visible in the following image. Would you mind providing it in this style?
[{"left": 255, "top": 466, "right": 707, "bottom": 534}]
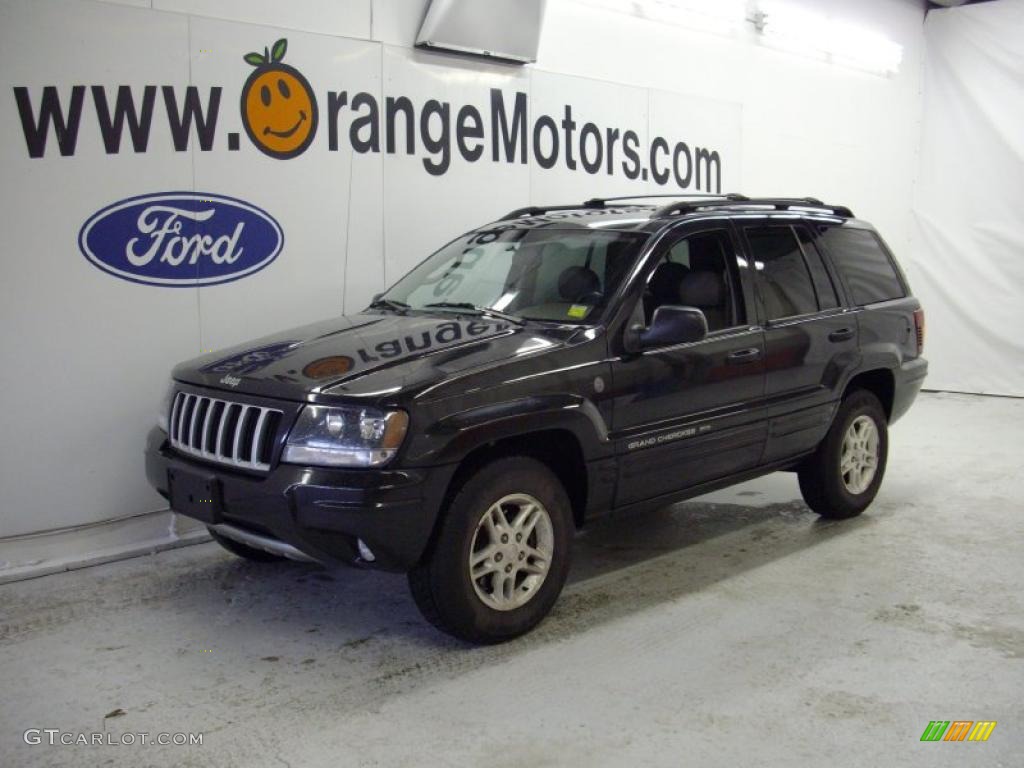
[{"left": 79, "top": 192, "right": 283, "bottom": 287}]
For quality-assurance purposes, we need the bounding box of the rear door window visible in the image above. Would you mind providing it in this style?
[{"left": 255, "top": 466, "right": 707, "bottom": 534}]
[{"left": 744, "top": 226, "right": 819, "bottom": 321}]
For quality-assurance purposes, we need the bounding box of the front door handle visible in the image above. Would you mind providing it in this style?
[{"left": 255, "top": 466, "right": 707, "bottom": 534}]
[
  {"left": 726, "top": 347, "right": 762, "bottom": 365},
  {"left": 829, "top": 327, "right": 855, "bottom": 342}
]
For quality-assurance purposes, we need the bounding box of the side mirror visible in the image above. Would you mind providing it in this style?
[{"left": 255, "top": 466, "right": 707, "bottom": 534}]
[{"left": 629, "top": 305, "right": 708, "bottom": 351}]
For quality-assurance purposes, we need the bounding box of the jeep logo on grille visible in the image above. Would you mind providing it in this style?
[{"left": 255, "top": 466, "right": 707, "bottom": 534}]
[{"left": 78, "top": 192, "right": 283, "bottom": 287}]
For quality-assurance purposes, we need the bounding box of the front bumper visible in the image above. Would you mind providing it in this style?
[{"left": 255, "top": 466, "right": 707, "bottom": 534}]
[{"left": 145, "top": 427, "right": 455, "bottom": 571}]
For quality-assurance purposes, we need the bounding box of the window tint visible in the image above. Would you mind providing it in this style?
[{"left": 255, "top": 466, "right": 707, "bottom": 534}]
[
  {"left": 794, "top": 226, "right": 839, "bottom": 309},
  {"left": 745, "top": 226, "right": 818, "bottom": 320},
  {"left": 817, "top": 227, "right": 905, "bottom": 305}
]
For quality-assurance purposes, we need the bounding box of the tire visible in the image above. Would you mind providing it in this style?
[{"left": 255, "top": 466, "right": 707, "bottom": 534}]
[
  {"left": 798, "top": 390, "right": 889, "bottom": 519},
  {"left": 208, "top": 527, "right": 286, "bottom": 563},
  {"left": 408, "top": 457, "right": 573, "bottom": 644}
]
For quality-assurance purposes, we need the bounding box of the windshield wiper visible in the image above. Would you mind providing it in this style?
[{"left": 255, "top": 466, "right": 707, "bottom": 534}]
[
  {"left": 368, "top": 296, "right": 410, "bottom": 313},
  {"left": 422, "top": 302, "right": 525, "bottom": 326}
]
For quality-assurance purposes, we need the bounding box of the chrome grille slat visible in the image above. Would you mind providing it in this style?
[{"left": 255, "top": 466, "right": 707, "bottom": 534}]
[
  {"left": 200, "top": 399, "right": 214, "bottom": 455},
  {"left": 252, "top": 409, "right": 268, "bottom": 468},
  {"left": 169, "top": 393, "right": 183, "bottom": 442},
  {"left": 168, "top": 391, "right": 282, "bottom": 472},
  {"left": 188, "top": 397, "right": 201, "bottom": 450},
  {"left": 215, "top": 402, "right": 230, "bottom": 459},
  {"left": 232, "top": 406, "right": 249, "bottom": 464},
  {"left": 176, "top": 393, "right": 189, "bottom": 443}
]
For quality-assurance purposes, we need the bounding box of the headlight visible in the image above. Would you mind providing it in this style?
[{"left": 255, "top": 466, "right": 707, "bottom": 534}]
[
  {"left": 282, "top": 406, "right": 409, "bottom": 467},
  {"left": 157, "top": 381, "right": 176, "bottom": 433}
]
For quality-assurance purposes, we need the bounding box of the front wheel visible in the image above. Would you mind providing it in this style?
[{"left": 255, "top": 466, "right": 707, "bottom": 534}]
[
  {"left": 408, "top": 457, "right": 573, "bottom": 644},
  {"left": 798, "top": 390, "right": 889, "bottom": 519}
]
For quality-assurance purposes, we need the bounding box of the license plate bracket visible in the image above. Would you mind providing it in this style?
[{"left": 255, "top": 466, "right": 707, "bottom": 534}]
[{"left": 168, "top": 468, "right": 223, "bottom": 525}]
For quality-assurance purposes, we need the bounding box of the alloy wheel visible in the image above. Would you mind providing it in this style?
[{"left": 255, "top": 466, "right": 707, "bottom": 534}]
[
  {"left": 840, "top": 414, "right": 880, "bottom": 494},
  {"left": 468, "top": 493, "right": 554, "bottom": 611}
]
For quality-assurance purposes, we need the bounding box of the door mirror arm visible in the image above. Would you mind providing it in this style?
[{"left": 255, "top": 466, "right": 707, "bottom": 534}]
[{"left": 623, "top": 323, "right": 644, "bottom": 355}]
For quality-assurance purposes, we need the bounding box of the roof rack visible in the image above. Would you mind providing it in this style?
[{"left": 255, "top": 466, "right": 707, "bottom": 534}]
[
  {"left": 499, "top": 195, "right": 854, "bottom": 222},
  {"left": 499, "top": 193, "right": 748, "bottom": 221},
  {"left": 654, "top": 197, "right": 854, "bottom": 219}
]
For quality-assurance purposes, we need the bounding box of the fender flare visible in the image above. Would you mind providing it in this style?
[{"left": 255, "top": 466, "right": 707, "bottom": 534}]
[{"left": 404, "top": 394, "right": 612, "bottom": 466}]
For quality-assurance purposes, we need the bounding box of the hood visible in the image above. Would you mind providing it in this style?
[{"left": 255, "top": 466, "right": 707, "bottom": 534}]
[{"left": 173, "top": 311, "right": 578, "bottom": 404}]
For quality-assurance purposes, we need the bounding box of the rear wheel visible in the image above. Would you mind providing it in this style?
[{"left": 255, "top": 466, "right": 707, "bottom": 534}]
[
  {"left": 408, "top": 457, "right": 573, "bottom": 644},
  {"left": 798, "top": 390, "right": 888, "bottom": 519},
  {"left": 208, "top": 527, "right": 286, "bottom": 562}
]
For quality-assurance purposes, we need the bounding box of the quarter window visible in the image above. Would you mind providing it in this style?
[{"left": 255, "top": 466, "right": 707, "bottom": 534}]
[{"left": 817, "top": 227, "right": 906, "bottom": 305}]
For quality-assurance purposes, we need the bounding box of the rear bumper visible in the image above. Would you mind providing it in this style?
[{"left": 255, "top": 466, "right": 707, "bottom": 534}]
[
  {"left": 145, "top": 427, "right": 455, "bottom": 571},
  {"left": 891, "top": 356, "right": 928, "bottom": 424}
]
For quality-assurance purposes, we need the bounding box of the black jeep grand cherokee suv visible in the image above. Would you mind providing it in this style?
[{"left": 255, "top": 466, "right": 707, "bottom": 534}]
[{"left": 146, "top": 194, "right": 927, "bottom": 643}]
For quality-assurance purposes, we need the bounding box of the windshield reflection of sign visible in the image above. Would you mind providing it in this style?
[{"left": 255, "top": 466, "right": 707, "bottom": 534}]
[
  {"left": 431, "top": 228, "right": 526, "bottom": 298},
  {"left": 199, "top": 341, "right": 299, "bottom": 375},
  {"left": 302, "top": 355, "right": 353, "bottom": 379}
]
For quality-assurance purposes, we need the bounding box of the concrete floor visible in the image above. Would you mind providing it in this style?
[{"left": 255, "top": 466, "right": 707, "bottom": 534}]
[{"left": 1, "top": 392, "right": 1021, "bottom": 767}]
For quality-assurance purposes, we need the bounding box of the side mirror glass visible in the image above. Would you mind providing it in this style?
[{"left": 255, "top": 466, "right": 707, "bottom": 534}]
[{"left": 634, "top": 305, "right": 708, "bottom": 350}]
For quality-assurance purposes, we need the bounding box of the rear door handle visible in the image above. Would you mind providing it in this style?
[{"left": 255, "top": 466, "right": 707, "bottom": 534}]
[
  {"left": 829, "top": 327, "right": 855, "bottom": 342},
  {"left": 727, "top": 347, "right": 762, "bottom": 364}
]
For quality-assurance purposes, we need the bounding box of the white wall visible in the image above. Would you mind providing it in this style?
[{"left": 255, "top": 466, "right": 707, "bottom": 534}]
[
  {"left": 908, "top": 0, "right": 1024, "bottom": 396},
  {"left": 0, "top": 0, "right": 927, "bottom": 578}
]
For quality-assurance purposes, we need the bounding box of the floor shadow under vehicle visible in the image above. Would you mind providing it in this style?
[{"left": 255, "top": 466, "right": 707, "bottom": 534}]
[
  {"left": 151, "top": 492, "right": 869, "bottom": 654},
  {"left": 0, "top": 491, "right": 874, "bottom": 737},
  {"left": 0, "top": 494, "right": 868, "bottom": 660}
]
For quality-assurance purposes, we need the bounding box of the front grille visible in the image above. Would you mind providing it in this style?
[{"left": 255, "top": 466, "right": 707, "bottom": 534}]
[{"left": 169, "top": 391, "right": 284, "bottom": 471}]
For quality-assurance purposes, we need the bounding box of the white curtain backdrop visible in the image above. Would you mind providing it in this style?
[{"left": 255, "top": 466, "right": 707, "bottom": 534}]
[{"left": 909, "top": 0, "right": 1024, "bottom": 396}]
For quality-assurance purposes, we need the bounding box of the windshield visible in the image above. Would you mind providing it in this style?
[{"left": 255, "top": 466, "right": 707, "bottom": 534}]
[{"left": 380, "top": 227, "right": 648, "bottom": 323}]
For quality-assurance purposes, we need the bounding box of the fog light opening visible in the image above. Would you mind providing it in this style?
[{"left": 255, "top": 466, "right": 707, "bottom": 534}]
[{"left": 357, "top": 538, "right": 376, "bottom": 563}]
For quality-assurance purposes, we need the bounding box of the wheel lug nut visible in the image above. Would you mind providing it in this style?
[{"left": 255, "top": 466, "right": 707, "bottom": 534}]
[
  {"left": 505, "top": 564, "right": 512, "bottom": 573},
  {"left": 495, "top": 552, "right": 503, "bottom": 562},
  {"left": 518, "top": 551, "right": 525, "bottom": 560},
  {"left": 516, "top": 533, "right": 522, "bottom": 542},
  {"left": 501, "top": 534, "right": 509, "bottom": 543}
]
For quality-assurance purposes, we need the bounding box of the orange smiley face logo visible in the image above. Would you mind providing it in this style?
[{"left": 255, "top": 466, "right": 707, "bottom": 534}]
[{"left": 240, "top": 39, "right": 318, "bottom": 159}]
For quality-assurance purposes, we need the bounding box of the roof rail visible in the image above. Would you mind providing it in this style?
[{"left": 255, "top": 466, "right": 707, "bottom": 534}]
[
  {"left": 499, "top": 202, "right": 602, "bottom": 221},
  {"left": 654, "top": 197, "right": 854, "bottom": 219},
  {"left": 581, "top": 193, "right": 748, "bottom": 207},
  {"left": 499, "top": 193, "right": 748, "bottom": 221}
]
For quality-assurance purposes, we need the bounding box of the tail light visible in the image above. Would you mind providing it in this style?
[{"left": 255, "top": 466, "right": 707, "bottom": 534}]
[{"left": 913, "top": 308, "right": 925, "bottom": 355}]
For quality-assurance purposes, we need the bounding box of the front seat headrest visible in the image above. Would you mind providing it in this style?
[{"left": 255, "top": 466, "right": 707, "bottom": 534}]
[
  {"left": 558, "top": 265, "right": 601, "bottom": 302},
  {"left": 679, "top": 270, "right": 725, "bottom": 308},
  {"left": 648, "top": 261, "right": 689, "bottom": 304},
  {"left": 687, "top": 235, "right": 724, "bottom": 272}
]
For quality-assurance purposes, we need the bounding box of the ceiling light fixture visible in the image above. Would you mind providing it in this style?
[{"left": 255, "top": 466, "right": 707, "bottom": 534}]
[
  {"left": 573, "top": 0, "right": 747, "bottom": 37},
  {"left": 752, "top": 2, "right": 903, "bottom": 76}
]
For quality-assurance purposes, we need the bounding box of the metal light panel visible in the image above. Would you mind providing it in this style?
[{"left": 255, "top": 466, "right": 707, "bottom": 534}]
[{"left": 416, "top": 0, "right": 548, "bottom": 64}]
